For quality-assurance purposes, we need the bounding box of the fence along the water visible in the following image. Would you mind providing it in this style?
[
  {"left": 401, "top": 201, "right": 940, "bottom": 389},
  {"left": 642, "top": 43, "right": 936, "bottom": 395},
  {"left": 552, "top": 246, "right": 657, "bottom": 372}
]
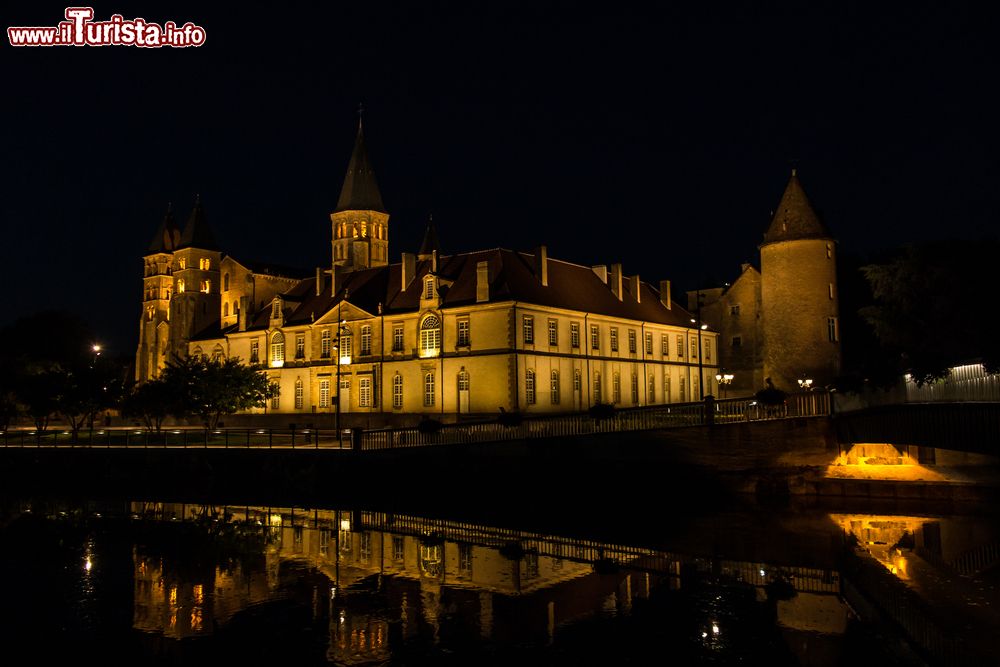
[{"left": 360, "top": 391, "right": 830, "bottom": 451}]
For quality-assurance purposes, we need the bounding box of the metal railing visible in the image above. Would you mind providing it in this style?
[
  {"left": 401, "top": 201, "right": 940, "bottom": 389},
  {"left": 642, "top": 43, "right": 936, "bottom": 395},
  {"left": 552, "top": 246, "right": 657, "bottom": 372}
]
[
  {"left": 0, "top": 427, "right": 348, "bottom": 449},
  {"left": 360, "top": 391, "right": 830, "bottom": 451}
]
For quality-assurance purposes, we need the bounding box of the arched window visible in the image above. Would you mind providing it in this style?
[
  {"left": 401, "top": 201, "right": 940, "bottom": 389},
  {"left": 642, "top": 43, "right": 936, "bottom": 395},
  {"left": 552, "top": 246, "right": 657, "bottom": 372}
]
[
  {"left": 192, "top": 346, "right": 203, "bottom": 359},
  {"left": 177, "top": 278, "right": 185, "bottom": 293},
  {"left": 648, "top": 374, "right": 656, "bottom": 403},
  {"left": 212, "top": 345, "right": 224, "bottom": 362},
  {"left": 223, "top": 273, "right": 230, "bottom": 291},
  {"left": 525, "top": 369, "right": 536, "bottom": 405},
  {"left": 593, "top": 371, "right": 602, "bottom": 403},
  {"left": 550, "top": 370, "right": 560, "bottom": 405},
  {"left": 393, "top": 374, "right": 403, "bottom": 409},
  {"left": 223, "top": 302, "right": 229, "bottom": 317},
  {"left": 612, "top": 372, "right": 621, "bottom": 404},
  {"left": 270, "top": 331, "right": 285, "bottom": 367},
  {"left": 631, "top": 373, "right": 639, "bottom": 404},
  {"left": 458, "top": 369, "right": 470, "bottom": 392},
  {"left": 294, "top": 378, "right": 303, "bottom": 410},
  {"left": 423, "top": 372, "right": 435, "bottom": 407},
  {"left": 419, "top": 315, "right": 441, "bottom": 357}
]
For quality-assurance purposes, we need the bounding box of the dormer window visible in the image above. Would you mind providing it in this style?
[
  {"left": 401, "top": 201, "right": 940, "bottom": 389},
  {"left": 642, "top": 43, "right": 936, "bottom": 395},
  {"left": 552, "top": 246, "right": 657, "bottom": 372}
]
[
  {"left": 423, "top": 276, "right": 436, "bottom": 300},
  {"left": 272, "top": 301, "right": 281, "bottom": 319}
]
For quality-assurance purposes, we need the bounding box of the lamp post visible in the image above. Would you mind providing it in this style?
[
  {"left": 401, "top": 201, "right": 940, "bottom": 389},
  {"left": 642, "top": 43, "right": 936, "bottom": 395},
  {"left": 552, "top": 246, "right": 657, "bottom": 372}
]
[
  {"left": 715, "top": 370, "right": 734, "bottom": 398},
  {"left": 334, "top": 319, "right": 350, "bottom": 437}
]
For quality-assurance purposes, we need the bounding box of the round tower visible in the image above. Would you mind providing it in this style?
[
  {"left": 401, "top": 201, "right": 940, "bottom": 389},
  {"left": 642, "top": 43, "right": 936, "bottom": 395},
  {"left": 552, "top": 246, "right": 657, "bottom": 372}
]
[{"left": 759, "top": 170, "right": 841, "bottom": 391}]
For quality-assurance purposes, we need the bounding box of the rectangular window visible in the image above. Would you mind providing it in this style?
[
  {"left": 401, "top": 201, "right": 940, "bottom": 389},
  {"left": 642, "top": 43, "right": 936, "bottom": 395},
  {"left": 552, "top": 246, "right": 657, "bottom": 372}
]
[
  {"left": 550, "top": 371, "right": 559, "bottom": 404},
  {"left": 526, "top": 370, "right": 536, "bottom": 405},
  {"left": 628, "top": 330, "right": 636, "bottom": 353},
  {"left": 645, "top": 332, "right": 653, "bottom": 355},
  {"left": 705, "top": 339, "right": 711, "bottom": 361},
  {"left": 459, "top": 543, "right": 473, "bottom": 573},
  {"left": 828, "top": 316, "right": 839, "bottom": 342},
  {"left": 593, "top": 372, "right": 602, "bottom": 401},
  {"left": 664, "top": 374, "right": 671, "bottom": 403},
  {"left": 690, "top": 337, "right": 698, "bottom": 359},
  {"left": 574, "top": 370, "right": 581, "bottom": 391},
  {"left": 457, "top": 319, "right": 470, "bottom": 347},
  {"left": 295, "top": 334, "right": 305, "bottom": 359},
  {"left": 423, "top": 277, "right": 435, "bottom": 299},
  {"left": 392, "top": 535, "right": 405, "bottom": 561},
  {"left": 648, "top": 374, "right": 655, "bottom": 403},
  {"left": 730, "top": 304, "right": 741, "bottom": 316},
  {"left": 424, "top": 372, "right": 435, "bottom": 407},
  {"left": 548, "top": 319, "right": 558, "bottom": 346},
  {"left": 319, "top": 379, "right": 330, "bottom": 408},
  {"left": 294, "top": 381, "right": 303, "bottom": 409},
  {"left": 612, "top": 373, "right": 621, "bottom": 404},
  {"left": 570, "top": 322, "right": 580, "bottom": 348},
  {"left": 392, "top": 324, "right": 404, "bottom": 352},
  {"left": 523, "top": 315, "right": 534, "bottom": 344},
  {"left": 359, "top": 377, "right": 372, "bottom": 407},
  {"left": 360, "top": 532, "right": 371, "bottom": 561},
  {"left": 679, "top": 377, "right": 686, "bottom": 402},
  {"left": 271, "top": 392, "right": 280, "bottom": 410},
  {"left": 610, "top": 327, "right": 619, "bottom": 352},
  {"left": 591, "top": 325, "right": 600, "bottom": 350},
  {"left": 661, "top": 334, "right": 668, "bottom": 357},
  {"left": 360, "top": 326, "right": 371, "bottom": 356},
  {"left": 732, "top": 335, "right": 742, "bottom": 347},
  {"left": 321, "top": 330, "right": 331, "bottom": 358},
  {"left": 630, "top": 373, "right": 639, "bottom": 404},
  {"left": 676, "top": 335, "right": 684, "bottom": 358},
  {"left": 340, "top": 333, "right": 352, "bottom": 360},
  {"left": 250, "top": 340, "right": 259, "bottom": 363},
  {"left": 392, "top": 375, "right": 403, "bottom": 409}
]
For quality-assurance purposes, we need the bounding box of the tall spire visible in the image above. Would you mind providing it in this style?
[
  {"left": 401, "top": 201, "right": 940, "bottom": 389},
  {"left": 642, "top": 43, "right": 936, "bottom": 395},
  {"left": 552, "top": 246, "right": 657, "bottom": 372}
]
[
  {"left": 147, "top": 202, "right": 181, "bottom": 253},
  {"left": 334, "top": 119, "right": 386, "bottom": 213},
  {"left": 761, "top": 170, "right": 830, "bottom": 245},
  {"left": 178, "top": 194, "right": 220, "bottom": 250},
  {"left": 418, "top": 214, "right": 441, "bottom": 259}
]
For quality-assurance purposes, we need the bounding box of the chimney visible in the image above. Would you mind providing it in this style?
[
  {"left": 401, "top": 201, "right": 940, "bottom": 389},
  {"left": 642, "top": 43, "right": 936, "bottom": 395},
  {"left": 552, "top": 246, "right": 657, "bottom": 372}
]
[
  {"left": 592, "top": 265, "right": 608, "bottom": 283},
  {"left": 238, "top": 295, "right": 250, "bottom": 332},
  {"left": 315, "top": 267, "right": 323, "bottom": 296},
  {"left": 628, "top": 275, "right": 641, "bottom": 302},
  {"left": 659, "top": 280, "right": 672, "bottom": 310},
  {"left": 401, "top": 253, "right": 416, "bottom": 291},
  {"left": 610, "top": 263, "right": 623, "bottom": 301},
  {"left": 476, "top": 261, "right": 490, "bottom": 303},
  {"left": 534, "top": 245, "right": 548, "bottom": 286}
]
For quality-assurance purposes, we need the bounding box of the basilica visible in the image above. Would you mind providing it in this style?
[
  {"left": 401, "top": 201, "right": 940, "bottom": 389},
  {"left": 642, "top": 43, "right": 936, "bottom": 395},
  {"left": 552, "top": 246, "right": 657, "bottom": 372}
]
[{"left": 138, "top": 122, "right": 790, "bottom": 423}]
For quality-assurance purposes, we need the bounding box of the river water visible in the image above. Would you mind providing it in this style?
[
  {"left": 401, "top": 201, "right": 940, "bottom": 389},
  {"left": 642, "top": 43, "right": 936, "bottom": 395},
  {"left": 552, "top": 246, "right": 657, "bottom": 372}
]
[{"left": 1, "top": 497, "right": 997, "bottom": 665}]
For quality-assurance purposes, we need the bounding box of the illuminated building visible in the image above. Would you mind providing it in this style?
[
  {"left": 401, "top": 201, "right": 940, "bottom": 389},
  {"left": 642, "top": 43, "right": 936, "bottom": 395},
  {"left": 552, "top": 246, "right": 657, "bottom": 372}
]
[{"left": 136, "top": 122, "right": 719, "bottom": 420}]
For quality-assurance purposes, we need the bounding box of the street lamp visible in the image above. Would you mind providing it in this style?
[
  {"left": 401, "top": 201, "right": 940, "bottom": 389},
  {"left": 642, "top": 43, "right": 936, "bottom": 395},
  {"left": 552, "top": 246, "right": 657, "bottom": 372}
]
[
  {"left": 690, "top": 316, "right": 708, "bottom": 400},
  {"left": 333, "top": 318, "right": 351, "bottom": 437},
  {"left": 715, "top": 370, "right": 734, "bottom": 398}
]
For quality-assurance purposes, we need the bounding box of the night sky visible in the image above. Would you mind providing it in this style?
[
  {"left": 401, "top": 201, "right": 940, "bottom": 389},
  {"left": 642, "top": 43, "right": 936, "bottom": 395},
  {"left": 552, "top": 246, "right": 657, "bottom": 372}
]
[{"left": 3, "top": 1, "right": 997, "bottom": 357}]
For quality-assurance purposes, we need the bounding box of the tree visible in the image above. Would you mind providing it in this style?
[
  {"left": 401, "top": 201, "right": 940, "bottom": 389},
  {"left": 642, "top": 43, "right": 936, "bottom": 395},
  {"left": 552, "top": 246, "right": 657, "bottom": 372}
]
[
  {"left": 121, "top": 379, "right": 176, "bottom": 432},
  {"left": 860, "top": 239, "right": 1000, "bottom": 385},
  {"left": 161, "top": 356, "right": 278, "bottom": 428},
  {"left": 53, "top": 355, "right": 126, "bottom": 439}
]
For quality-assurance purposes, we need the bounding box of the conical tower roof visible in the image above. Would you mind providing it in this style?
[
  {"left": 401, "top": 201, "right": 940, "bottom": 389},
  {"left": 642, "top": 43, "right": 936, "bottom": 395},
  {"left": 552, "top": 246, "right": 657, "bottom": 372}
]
[
  {"left": 147, "top": 202, "right": 181, "bottom": 253},
  {"left": 762, "top": 170, "right": 831, "bottom": 246},
  {"left": 177, "top": 195, "right": 220, "bottom": 250},
  {"left": 334, "top": 120, "right": 386, "bottom": 213},
  {"left": 418, "top": 216, "right": 441, "bottom": 259}
]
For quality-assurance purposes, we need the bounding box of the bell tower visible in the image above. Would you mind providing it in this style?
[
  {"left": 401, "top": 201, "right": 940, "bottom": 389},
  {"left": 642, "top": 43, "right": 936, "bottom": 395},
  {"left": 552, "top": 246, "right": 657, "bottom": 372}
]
[
  {"left": 136, "top": 204, "right": 180, "bottom": 381},
  {"left": 168, "top": 195, "right": 222, "bottom": 362},
  {"left": 759, "top": 170, "right": 841, "bottom": 391},
  {"left": 331, "top": 117, "right": 389, "bottom": 271}
]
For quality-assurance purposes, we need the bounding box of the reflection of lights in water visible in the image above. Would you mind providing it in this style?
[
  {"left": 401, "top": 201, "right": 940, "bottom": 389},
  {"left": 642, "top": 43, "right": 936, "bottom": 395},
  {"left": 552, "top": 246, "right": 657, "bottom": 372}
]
[
  {"left": 759, "top": 569, "right": 766, "bottom": 578},
  {"left": 84, "top": 557, "right": 92, "bottom": 572},
  {"left": 330, "top": 586, "right": 337, "bottom": 599},
  {"left": 701, "top": 631, "right": 708, "bottom": 638},
  {"left": 712, "top": 623, "right": 720, "bottom": 635},
  {"left": 340, "top": 610, "right": 346, "bottom": 624}
]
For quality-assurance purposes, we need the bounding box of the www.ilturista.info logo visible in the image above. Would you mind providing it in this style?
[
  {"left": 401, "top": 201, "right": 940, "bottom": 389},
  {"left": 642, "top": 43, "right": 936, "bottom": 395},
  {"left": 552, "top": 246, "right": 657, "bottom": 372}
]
[{"left": 8, "top": 7, "right": 206, "bottom": 47}]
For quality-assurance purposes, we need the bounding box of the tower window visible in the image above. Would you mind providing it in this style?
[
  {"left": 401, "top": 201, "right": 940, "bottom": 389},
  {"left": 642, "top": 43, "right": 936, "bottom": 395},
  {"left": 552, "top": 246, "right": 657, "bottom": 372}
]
[
  {"left": 200, "top": 279, "right": 210, "bottom": 293},
  {"left": 178, "top": 258, "right": 186, "bottom": 270},
  {"left": 223, "top": 302, "right": 229, "bottom": 317},
  {"left": 177, "top": 278, "right": 185, "bottom": 293},
  {"left": 828, "top": 317, "right": 839, "bottom": 342},
  {"left": 826, "top": 243, "right": 833, "bottom": 259},
  {"left": 199, "top": 258, "right": 210, "bottom": 270},
  {"left": 732, "top": 335, "right": 742, "bottom": 347},
  {"left": 730, "top": 304, "right": 741, "bottom": 315},
  {"left": 223, "top": 273, "right": 230, "bottom": 291}
]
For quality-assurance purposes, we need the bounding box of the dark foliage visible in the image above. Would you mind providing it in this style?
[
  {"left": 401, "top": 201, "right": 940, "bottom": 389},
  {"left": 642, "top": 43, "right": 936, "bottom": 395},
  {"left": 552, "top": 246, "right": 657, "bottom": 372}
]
[
  {"left": 417, "top": 417, "right": 443, "bottom": 434},
  {"left": 589, "top": 402, "right": 616, "bottom": 420}
]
